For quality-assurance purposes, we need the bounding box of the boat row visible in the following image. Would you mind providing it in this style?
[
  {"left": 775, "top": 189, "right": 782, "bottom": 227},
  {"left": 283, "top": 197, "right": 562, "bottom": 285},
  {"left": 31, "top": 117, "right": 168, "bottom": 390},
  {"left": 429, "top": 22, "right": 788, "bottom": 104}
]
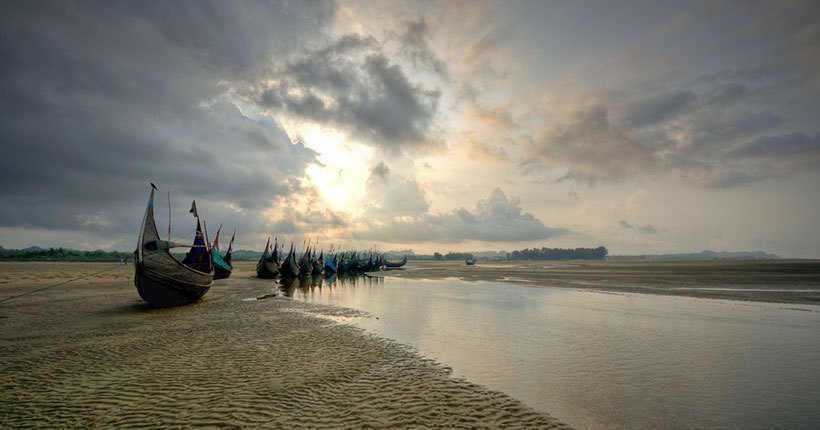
[
  {"left": 133, "top": 184, "right": 404, "bottom": 308},
  {"left": 255, "top": 238, "right": 406, "bottom": 279}
]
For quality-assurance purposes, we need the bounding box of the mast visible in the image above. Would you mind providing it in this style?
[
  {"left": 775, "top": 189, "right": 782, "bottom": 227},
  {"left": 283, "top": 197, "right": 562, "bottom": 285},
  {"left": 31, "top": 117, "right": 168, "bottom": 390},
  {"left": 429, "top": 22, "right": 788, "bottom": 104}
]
[{"left": 167, "top": 190, "right": 171, "bottom": 241}]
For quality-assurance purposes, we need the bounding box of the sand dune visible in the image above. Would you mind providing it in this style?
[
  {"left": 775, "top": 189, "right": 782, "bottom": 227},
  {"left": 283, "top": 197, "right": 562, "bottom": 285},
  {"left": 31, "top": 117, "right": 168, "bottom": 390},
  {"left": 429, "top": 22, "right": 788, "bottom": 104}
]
[{"left": 0, "top": 262, "right": 568, "bottom": 429}]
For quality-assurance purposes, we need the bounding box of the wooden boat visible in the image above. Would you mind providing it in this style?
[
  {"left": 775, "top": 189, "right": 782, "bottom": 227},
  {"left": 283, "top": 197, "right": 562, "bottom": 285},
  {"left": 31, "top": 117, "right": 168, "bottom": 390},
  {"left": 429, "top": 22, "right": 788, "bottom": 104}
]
[
  {"left": 465, "top": 258, "right": 476, "bottom": 265},
  {"left": 298, "top": 245, "right": 312, "bottom": 276},
  {"left": 323, "top": 253, "right": 338, "bottom": 274},
  {"left": 256, "top": 237, "right": 280, "bottom": 279},
  {"left": 383, "top": 255, "right": 407, "bottom": 268},
  {"left": 134, "top": 185, "right": 213, "bottom": 307},
  {"left": 280, "top": 243, "right": 301, "bottom": 278},
  {"left": 311, "top": 250, "right": 324, "bottom": 275},
  {"left": 213, "top": 226, "right": 235, "bottom": 280}
]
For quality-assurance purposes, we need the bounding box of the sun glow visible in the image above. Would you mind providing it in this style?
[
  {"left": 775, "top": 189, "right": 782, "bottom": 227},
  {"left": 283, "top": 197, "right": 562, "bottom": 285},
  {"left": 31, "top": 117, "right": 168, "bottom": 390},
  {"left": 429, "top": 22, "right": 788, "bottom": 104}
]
[{"left": 300, "top": 125, "right": 374, "bottom": 212}]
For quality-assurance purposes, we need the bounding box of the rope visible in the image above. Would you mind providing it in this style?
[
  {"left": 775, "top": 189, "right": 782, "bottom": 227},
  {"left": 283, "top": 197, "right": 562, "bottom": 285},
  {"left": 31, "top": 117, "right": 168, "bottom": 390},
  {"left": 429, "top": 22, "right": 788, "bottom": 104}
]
[{"left": 0, "top": 264, "right": 123, "bottom": 304}]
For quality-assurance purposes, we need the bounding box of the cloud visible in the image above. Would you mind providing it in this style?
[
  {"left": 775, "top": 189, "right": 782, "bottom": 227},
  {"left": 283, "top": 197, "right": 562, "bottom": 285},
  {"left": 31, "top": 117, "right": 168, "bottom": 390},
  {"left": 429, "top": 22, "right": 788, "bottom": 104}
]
[
  {"left": 730, "top": 132, "right": 820, "bottom": 159},
  {"left": 523, "top": 104, "right": 657, "bottom": 182},
  {"left": 354, "top": 176, "right": 566, "bottom": 243},
  {"left": 0, "top": 1, "right": 332, "bottom": 249},
  {"left": 395, "top": 18, "right": 449, "bottom": 78},
  {"left": 638, "top": 225, "right": 658, "bottom": 234},
  {"left": 361, "top": 161, "right": 430, "bottom": 217},
  {"left": 521, "top": 61, "right": 818, "bottom": 186},
  {"left": 621, "top": 90, "right": 697, "bottom": 128},
  {"left": 785, "top": 21, "right": 820, "bottom": 90},
  {"left": 245, "top": 34, "right": 442, "bottom": 153},
  {"left": 620, "top": 220, "right": 657, "bottom": 234}
]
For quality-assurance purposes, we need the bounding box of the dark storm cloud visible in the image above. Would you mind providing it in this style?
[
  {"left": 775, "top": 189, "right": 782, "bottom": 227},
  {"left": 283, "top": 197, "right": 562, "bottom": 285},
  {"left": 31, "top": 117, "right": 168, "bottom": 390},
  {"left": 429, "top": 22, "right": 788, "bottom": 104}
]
[
  {"left": 247, "top": 34, "right": 442, "bottom": 152},
  {"left": 0, "top": 0, "right": 333, "bottom": 248},
  {"left": 523, "top": 61, "right": 820, "bottom": 186}
]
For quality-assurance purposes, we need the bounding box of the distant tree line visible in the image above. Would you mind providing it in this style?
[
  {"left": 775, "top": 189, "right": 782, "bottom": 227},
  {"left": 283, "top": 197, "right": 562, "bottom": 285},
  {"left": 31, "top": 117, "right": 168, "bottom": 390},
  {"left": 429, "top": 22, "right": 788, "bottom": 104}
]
[
  {"left": 0, "top": 247, "right": 132, "bottom": 262},
  {"left": 507, "top": 246, "right": 608, "bottom": 261},
  {"left": 443, "top": 252, "right": 474, "bottom": 261}
]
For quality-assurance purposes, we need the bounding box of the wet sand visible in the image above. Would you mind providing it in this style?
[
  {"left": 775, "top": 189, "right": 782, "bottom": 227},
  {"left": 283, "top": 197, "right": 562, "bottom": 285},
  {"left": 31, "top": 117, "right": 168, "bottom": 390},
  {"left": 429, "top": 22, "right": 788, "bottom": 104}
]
[
  {"left": 0, "top": 262, "right": 568, "bottom": 429},
  {"left": 382, "top": 259, "right": 820, "bottom": 305}
]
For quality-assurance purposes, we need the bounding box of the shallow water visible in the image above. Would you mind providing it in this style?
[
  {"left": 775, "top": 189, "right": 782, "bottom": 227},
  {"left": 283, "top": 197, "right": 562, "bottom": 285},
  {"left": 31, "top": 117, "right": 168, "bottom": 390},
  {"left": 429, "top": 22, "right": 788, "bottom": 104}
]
[{"left": 288, "top": 275, "right": 820, "bottom": 430}]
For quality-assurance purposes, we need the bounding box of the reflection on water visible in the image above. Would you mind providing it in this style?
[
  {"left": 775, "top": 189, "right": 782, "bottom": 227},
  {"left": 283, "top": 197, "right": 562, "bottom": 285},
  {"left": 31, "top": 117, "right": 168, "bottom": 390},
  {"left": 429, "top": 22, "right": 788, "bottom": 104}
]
[
  {"left": 278, "top": 274, "right": 384, "bottom": 298},
  {"left": 289, "top": 277, "right": 820, "bottom": 430}
]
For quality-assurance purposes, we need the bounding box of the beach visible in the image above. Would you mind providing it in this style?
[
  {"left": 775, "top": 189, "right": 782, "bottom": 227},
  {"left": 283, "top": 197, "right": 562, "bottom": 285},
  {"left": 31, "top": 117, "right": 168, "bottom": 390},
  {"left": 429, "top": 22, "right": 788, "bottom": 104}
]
[{"left": 0, "top": 262, "right": 568, "bottom": 429}]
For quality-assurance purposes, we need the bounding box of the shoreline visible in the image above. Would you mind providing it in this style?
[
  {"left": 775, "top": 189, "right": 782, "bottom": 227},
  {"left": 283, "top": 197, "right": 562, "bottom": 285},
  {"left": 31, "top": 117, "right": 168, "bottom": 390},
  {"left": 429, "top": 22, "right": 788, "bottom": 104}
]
[{"left": 0, "top": 262, "right": 569, "bottom": 429}]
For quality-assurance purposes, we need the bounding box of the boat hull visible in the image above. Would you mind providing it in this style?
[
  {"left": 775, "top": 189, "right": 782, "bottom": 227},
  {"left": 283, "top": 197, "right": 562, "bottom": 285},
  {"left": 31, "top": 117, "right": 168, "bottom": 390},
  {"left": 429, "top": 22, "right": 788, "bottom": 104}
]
[
  {"left": 256, "top": 259, "right": 280, "bottom": 279},
  {"left": 135, "top": 261, "right": 211, "bottom": 307},
  {"left": 214, "top": 263, "right": 233, "bottom": 280}
]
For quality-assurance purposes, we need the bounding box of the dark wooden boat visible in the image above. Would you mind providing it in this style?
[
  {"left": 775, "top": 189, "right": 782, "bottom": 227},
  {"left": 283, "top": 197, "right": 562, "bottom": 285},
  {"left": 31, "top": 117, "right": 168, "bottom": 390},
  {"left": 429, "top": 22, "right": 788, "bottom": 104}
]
[
  {"left": 311, "top": 250, "right": 324, "bottom": 275},
  {"left": 213, "top": 226, "right": 235, "bottom": 280},
  {"left": 256, "top": 237, "right": 280, "bottom": 279},
  {"left": 134, "top": 185, "right": 213, "bottom": 307},
  {"left": 280, "top": 243, "right": 301, "bottom": 278},
  {"left": 323, "top": 252, "right": 338, "bottom": 274},
  {"left": 298, "top": 245, "right": 313, "bottom": 276},
  {"left": 383, "top": 255, "right": 407, "bottom": 268}
]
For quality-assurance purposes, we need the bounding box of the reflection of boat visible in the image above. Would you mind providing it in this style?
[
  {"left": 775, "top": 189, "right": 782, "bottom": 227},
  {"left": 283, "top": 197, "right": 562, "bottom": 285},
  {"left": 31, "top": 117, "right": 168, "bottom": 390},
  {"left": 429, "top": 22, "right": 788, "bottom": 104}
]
[
  {"left": 465, "top": 258, "right": 476, "bottom": 265},
  {"left": 256, "top": 237, "right": 280, "bottom": 279},
  {"left": 279, "top": 276, "right": 299, "bottom": 297},
  {"left": 213, "top": 226, "right": 235, "bottom": 280},
  {"left": 383, "top": 255, "right": 407, "bottom": 268},
  {"left": 134, "top": 184, "right": 213, "bottom": 307}
]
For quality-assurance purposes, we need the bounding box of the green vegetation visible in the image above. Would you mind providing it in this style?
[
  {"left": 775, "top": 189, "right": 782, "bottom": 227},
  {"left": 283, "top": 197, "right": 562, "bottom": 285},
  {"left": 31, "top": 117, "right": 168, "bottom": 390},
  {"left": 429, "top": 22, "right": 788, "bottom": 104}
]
[
  {"left": 444, "top": 252, "right": 474, "bottom": 261},
  {"left": 0, "top": 247, "right": 131, "bottom": 262},
  {"left": 507, "top": 246, "right": 608, "bottom": 261}
]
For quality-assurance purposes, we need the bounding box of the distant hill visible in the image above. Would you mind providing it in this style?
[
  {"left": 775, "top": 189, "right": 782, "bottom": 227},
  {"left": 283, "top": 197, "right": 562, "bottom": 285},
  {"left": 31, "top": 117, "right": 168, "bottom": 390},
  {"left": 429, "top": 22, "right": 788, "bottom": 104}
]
[{"left": 609, "top": 250, "right": 781, "bottom": 261}]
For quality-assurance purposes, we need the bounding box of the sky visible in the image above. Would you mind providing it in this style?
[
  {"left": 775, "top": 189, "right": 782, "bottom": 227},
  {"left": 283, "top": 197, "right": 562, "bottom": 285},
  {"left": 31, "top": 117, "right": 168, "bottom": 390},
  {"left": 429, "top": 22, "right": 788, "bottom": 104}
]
[{"left": 1, "top": 0, "right": 819, "bottom": 257}]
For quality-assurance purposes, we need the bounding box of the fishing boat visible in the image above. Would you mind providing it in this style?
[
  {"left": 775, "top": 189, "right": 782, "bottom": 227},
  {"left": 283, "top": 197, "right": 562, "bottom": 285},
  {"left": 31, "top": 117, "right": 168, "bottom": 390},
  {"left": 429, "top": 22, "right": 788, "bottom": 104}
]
[
  {"left": 213, "top": 226, "right": 235, "bottom": 280},
  {"left": 383, "top": 255, "right": 407, "bottom": 268},
  {"left": 311, "top": 250, "right": 324, "bottom": 275},
  {"left": 323, "top": 252, "right": 338, "bottom": 274},
  {"left": 298, "top": 245, "right": 312, "bottom": 276},
  {"left": 256, "top": 237, "right": 280, "bottom": 279},
  {"left": 134, "top": 184, "right": 213, "bottom": 307},
  {"left": 280, "top": 243, "right": 301, "bottom": 278}
]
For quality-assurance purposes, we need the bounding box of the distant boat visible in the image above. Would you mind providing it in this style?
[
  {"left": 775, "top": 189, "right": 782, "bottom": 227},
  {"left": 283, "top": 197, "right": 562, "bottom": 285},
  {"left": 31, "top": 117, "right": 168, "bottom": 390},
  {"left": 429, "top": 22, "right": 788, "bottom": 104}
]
[
  {"left": 311, "top": 250, "right": 324, "bottom": 275},
  {"left": 256, "top": 237, "right": 280, "bottom": 279},
  {"left": 323, "top": 252, "right": 338, "bottom": 274},
  {"left": 465, "top": 258, "right": 476, "bottom": 265},
  {"left": 383, "top": 255, "right": 407, "bottom": 268},
  {"left": 298, "top": 244, "right": 313, "bottom": 276},
  {"left": 213, "top": 226, "right": 235, "bottom": 280},
  {"left": 134, "top": 185, "right": 213, "bottom": 307}
]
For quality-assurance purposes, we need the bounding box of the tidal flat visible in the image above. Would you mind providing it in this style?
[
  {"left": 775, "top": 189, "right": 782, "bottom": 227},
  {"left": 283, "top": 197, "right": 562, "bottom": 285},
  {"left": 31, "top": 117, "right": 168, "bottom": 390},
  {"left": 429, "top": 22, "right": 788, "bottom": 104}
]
[
  {"left": 0, "top": 262, "right": 567, "bottom": 429},
  {"left": 388, "top": 259, "right": 820, "bottom": 305}
]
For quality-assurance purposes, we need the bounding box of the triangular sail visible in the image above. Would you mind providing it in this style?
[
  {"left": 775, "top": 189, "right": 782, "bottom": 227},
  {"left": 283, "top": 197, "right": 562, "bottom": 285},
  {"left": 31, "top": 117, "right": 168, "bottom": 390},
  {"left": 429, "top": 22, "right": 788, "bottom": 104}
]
[{"left": 138, "top": 187, "right": 161, "bottom": 263}]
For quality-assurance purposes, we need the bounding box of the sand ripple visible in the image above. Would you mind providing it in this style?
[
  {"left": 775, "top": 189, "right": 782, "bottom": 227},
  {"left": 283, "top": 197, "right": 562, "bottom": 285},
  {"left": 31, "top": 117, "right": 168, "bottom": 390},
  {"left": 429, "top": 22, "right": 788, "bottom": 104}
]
[{"left": 1, "top": 263, "right": 568, "bottom": 429}]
